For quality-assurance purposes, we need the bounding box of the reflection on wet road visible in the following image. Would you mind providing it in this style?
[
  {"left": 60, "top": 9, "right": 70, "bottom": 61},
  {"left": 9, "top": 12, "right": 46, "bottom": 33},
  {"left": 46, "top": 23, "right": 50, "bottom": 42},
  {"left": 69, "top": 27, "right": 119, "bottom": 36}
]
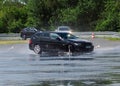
[{"left": 0, "top": 44, "right": 120, "bottom": 86}]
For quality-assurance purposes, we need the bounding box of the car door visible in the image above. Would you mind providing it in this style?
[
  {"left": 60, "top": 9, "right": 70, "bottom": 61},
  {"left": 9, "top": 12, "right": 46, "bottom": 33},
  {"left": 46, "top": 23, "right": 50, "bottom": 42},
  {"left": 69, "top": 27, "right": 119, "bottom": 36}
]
[
  {"left": 48, "top": 33, "right": 66, "bottom": 51},
  {"left": 39, "top": 33, "right": 51, "bottom": 51}
]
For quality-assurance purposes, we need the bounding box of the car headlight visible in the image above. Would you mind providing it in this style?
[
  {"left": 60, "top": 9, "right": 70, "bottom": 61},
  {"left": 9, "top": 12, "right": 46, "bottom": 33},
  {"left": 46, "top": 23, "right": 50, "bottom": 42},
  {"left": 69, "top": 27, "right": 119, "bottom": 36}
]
[
  {"left": 74, "top": 43, "right": 82, "bottom": 46},
  {"left": 74, "top": 43, "right": 79, "bottom": 46}
]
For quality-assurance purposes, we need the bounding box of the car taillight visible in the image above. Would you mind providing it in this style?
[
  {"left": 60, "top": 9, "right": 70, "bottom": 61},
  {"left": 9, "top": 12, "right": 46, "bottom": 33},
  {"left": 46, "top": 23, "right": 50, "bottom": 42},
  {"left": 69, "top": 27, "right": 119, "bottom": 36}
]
[{"left": 29, "top": 39, "right": 32, "bottom": 44}]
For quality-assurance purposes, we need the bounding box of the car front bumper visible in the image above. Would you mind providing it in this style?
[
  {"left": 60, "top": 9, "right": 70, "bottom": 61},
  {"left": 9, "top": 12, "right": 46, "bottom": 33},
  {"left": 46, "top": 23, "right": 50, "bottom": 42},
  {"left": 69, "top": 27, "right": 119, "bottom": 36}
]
[{"left": 74, "top": 44, "right": 94, "bottom": 52}]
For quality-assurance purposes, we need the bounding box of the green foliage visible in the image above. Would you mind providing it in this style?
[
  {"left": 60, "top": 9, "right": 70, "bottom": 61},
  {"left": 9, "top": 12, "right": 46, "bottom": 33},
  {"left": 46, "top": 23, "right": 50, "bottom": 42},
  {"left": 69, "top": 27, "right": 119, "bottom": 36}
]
[
  {"left": 95, "top": 0, "right": 120, "bottom": 31},
  {"left": 0, "top": 0, "right": 27, "bottom": 33},
  {"left": 0, "top": 0, "right": 120, "bottom": 33},
  {"left": 59, "top": 8, "right": 78, "bottom": 24},
  {"left": 26, "top": 0, "right": 62, "bottom": 30}
]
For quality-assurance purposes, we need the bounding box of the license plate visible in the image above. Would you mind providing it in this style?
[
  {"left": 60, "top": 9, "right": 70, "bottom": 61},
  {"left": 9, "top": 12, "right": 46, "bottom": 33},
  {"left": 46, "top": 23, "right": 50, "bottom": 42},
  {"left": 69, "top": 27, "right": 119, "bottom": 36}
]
[{"left": 86, "top": 46, "right": 91, "bottom": 48}]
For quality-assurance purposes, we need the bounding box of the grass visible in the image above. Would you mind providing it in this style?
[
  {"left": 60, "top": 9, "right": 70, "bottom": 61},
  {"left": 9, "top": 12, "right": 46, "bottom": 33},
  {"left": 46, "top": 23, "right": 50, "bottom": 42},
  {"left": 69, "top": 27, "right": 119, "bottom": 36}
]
[
  {"left": 108, "top": 73, "right": 120, "bottom": 83},
  {"left": 105, "top": 37, "right": 120, "bottom": 41},
  {"left": 0, "top": 40, "right": 28, "bottom": 44},
  {"left": 97, "top": 36, "right": 120, "bottom": 41}
]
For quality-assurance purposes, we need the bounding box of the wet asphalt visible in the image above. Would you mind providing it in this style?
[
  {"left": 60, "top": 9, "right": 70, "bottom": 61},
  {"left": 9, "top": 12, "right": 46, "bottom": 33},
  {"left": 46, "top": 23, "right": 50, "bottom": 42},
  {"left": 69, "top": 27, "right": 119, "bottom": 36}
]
[{"left": 0, "top": 38, "right": 120, "bottom": 86}]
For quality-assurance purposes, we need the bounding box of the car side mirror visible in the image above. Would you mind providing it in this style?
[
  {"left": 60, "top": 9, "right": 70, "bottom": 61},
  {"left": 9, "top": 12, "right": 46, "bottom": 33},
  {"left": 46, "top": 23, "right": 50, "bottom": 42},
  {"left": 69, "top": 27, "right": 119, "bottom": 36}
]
[{"left": 56, "top": 37, "right": 63, "bottom": 41}]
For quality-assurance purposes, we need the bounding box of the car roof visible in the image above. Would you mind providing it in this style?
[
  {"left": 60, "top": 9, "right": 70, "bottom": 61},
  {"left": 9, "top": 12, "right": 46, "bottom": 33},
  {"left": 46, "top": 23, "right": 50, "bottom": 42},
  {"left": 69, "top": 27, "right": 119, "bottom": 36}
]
[
  {"left": 34, "top": 31, "right": 70, "bottom": 35},
  {"left": 53, "top": 31, "right": 69, "bottom": 34},
  {"left": 58, "top": 26, "right": 70, "bottom": 28}
]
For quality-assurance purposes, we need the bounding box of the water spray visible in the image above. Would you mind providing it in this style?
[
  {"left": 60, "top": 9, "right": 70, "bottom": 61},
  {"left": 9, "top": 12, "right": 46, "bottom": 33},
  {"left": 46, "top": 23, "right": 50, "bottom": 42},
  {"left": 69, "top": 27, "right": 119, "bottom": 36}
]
[{"left": 68, "top": 45, "right": 72, "bottom": 60}]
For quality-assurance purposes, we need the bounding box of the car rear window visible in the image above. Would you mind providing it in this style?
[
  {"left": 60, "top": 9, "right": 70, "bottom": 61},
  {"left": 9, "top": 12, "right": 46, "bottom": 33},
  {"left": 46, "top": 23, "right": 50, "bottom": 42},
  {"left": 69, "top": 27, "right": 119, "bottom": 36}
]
[{"left": 59, "top": 28, "right": 69, "bottom": 31}]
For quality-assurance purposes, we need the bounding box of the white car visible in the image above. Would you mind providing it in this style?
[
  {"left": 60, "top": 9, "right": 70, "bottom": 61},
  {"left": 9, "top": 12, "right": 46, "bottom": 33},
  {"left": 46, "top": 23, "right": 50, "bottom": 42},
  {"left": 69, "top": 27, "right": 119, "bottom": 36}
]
[{"left": 55, "top": 26, "right": 72, "bottom": 33}]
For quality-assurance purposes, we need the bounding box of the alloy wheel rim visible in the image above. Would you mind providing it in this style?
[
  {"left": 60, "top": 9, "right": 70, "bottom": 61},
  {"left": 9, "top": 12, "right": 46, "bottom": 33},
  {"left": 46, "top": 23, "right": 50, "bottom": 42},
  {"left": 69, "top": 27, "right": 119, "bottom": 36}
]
[{"left": 34, "top": 45, "right": 41, "bottom": 54}]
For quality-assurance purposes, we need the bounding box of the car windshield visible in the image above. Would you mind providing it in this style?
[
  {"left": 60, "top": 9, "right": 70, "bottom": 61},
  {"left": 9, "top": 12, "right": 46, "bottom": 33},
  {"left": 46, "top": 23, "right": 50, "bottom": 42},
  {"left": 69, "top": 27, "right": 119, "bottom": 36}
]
[
  {"left": 59, "top": 28, "right": 70, "bottom": 31},
  {"left": 57, "top": 33, "right": 78, "bottom": 40}
]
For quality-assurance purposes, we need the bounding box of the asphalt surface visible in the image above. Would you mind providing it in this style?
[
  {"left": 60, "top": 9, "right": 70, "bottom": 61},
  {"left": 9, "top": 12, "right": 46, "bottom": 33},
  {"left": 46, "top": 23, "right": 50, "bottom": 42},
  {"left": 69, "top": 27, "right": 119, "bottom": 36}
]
[
  {"left": 90, "top": 38, "right": 120, "bottom": 48},
  {"left": 0, "top": 38, "right": 120, "bottom": 86}
]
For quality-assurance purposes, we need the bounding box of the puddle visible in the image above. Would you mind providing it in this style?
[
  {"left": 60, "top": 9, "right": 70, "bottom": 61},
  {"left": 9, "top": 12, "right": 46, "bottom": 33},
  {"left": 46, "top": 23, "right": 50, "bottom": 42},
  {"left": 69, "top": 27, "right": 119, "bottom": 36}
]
[{"left": 0, "top": 44, "right": 120, "bottom": 86}]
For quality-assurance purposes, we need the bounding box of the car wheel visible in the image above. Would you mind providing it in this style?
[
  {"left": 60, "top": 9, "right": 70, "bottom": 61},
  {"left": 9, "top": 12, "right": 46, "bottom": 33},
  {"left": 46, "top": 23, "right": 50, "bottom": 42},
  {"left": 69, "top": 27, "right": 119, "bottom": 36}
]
[
  {"left": 22, "top": 35, "right": 26, "bottom": 40},
  {"left": 33, "top": 45, "right": 42, "bottom": 54}
]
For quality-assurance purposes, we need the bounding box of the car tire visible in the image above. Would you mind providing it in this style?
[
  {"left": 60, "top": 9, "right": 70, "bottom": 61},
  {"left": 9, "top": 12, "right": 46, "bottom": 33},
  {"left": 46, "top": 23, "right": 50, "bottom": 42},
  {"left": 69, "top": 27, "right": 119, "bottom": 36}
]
[{"left": 33, "top": 45, "right": 42, "bottom": 54}]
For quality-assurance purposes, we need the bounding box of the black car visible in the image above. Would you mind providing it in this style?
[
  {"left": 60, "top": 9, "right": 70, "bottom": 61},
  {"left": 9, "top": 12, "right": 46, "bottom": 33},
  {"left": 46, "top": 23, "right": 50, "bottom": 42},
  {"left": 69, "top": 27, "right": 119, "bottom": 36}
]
[
  {"left": 29, "top": 31, "right": 94, "bottom": 55},
  {"left": 20, "top": 27, "right": 38, "bottom": 40}
]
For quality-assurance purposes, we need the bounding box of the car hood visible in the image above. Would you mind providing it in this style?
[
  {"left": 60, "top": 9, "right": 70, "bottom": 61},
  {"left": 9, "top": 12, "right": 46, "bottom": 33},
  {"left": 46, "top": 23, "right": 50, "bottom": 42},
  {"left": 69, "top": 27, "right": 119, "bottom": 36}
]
[{"left": 68, "top": 38, "right": 90, "bottom": 43}]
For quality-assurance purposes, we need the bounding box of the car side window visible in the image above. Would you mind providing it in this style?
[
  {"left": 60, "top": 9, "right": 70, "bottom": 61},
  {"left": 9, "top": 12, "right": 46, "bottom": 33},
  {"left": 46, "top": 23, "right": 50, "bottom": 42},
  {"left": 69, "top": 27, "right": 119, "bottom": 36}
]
[
  {"left": 57, "top": 33, "right": 67, "bottom": 39},
  {"left": 43, "top": 33, "right": 49, "bottom": 38},
  {"left": 36, "top": 33, "right": 49, "bottom": 38},
  {"left": 36, "top": 33, "right": 42, "bottom": 37},
  {"left": 50, "top": 33, "right": 60, "bottom": 40},
  {"left": 67, "top": 34, "right": 77, "bottom": 39}
]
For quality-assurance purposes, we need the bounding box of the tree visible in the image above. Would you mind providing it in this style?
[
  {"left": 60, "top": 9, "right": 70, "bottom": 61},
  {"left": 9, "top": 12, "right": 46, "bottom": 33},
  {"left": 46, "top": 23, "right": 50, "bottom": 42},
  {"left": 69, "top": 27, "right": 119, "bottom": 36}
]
[
  {"left": 0, "top": 0, "right": 28, "bottom": 33},
  {"left": 96, "top": 0, "right": 120, "bottom": 31},
  {"left": 27, "top": 0, "right": 62, "bottom": 30},
  {"left": 0, "top": 0, "right": 120, "bottom": 33}
]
